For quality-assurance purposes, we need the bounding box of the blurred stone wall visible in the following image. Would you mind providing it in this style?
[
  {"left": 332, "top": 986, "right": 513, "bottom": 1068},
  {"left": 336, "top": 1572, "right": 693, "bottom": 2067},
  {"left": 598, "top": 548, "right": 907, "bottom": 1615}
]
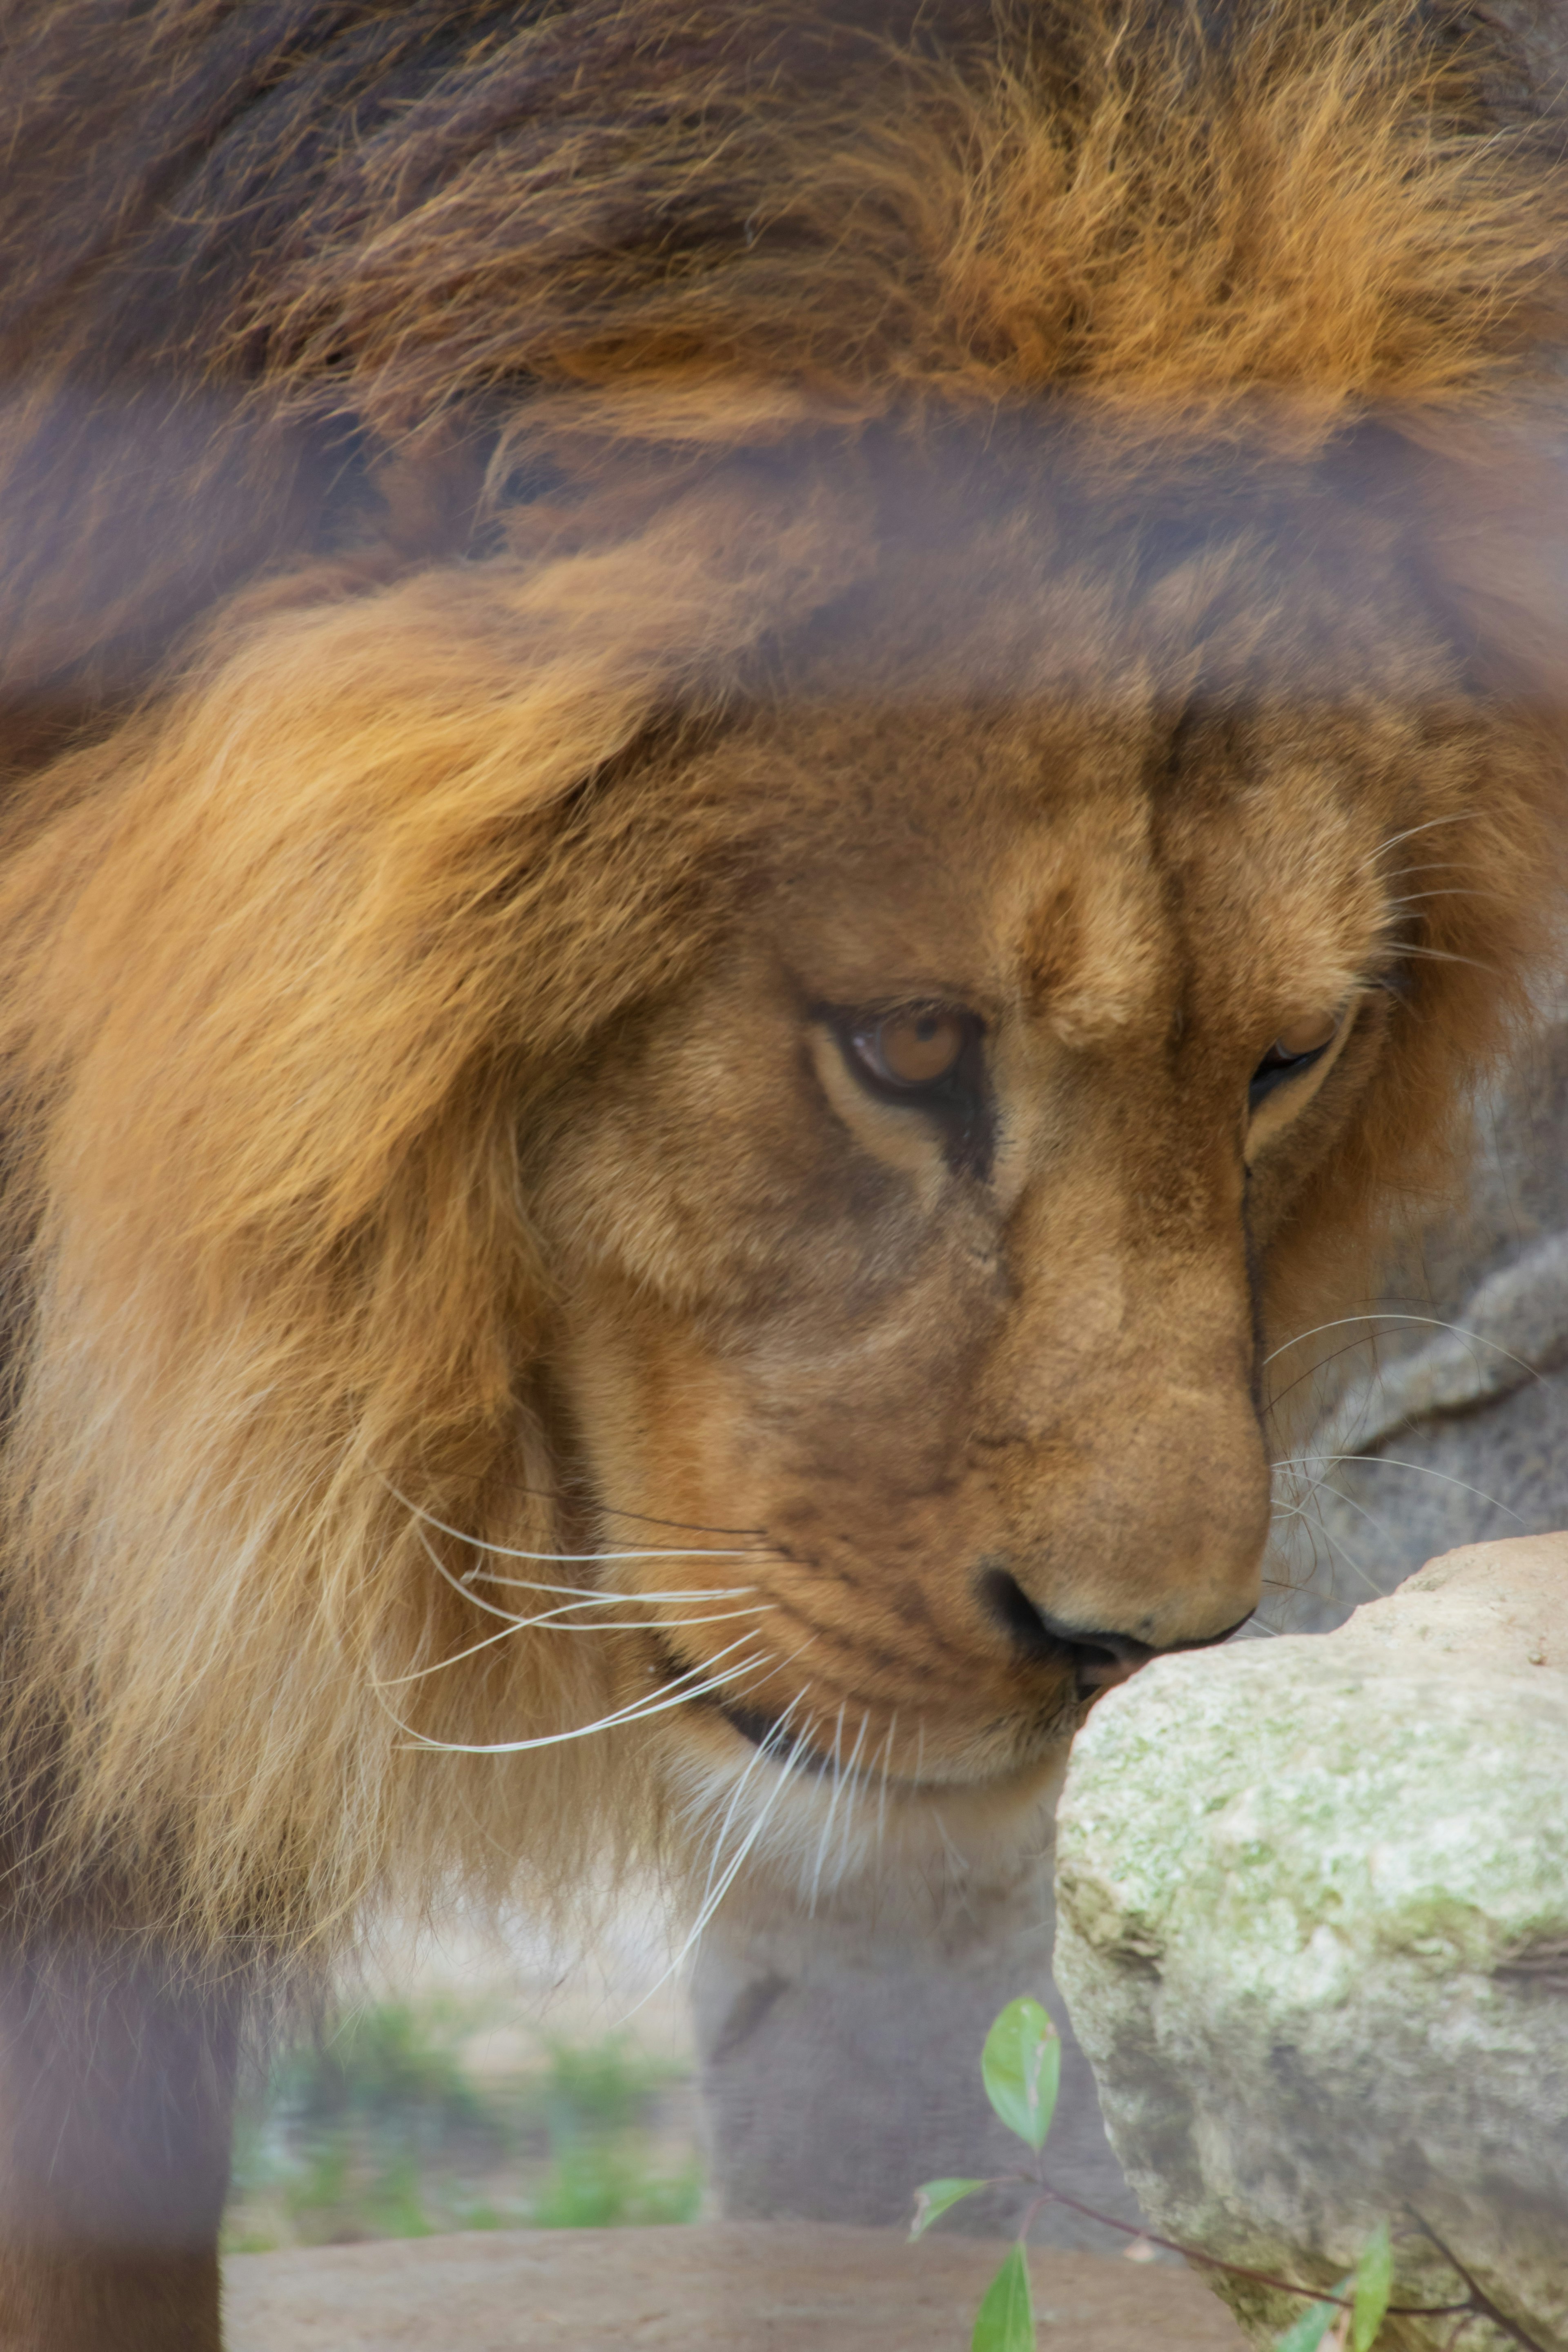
[{"left": 1270, "top": 994, "right": 1568, "bottom": 1630}]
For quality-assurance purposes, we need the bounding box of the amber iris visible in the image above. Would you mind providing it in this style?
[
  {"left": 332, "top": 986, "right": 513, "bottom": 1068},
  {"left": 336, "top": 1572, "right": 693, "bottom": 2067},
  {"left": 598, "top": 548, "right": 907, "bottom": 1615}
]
[{"left": 860, "top": 1008, "right": 967, "bottom": 1087}]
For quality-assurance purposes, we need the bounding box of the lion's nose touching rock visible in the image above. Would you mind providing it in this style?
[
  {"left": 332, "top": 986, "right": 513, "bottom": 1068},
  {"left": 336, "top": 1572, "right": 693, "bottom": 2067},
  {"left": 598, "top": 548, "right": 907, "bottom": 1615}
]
[{"left": 1053, "top": 1532, "right": 1568, "bottom": 2350}]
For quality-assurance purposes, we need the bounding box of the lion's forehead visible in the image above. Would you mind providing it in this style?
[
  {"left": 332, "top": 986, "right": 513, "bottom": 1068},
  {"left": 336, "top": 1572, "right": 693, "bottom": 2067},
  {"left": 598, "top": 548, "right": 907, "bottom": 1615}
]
[{"left": 732, "top": 696, "right": 1415, "bottom": 1048}]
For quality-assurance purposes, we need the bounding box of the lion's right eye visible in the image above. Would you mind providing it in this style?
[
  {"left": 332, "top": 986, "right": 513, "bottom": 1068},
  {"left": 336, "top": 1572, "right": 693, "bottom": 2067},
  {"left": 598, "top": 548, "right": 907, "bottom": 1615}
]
[
  {"left": 1248, "top": 1009, "right": 1340, "bottom": 1110},
  {"left": 821, "top": 1000, "right": 992, "bottom": 1178}
]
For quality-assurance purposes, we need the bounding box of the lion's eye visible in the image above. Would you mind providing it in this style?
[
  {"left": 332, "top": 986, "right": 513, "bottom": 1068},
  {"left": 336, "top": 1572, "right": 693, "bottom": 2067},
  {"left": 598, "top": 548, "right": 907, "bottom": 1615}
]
[
  {"left": 1249, "top": 1009, "right": 1340, "bottom": 1109},
  {"left": 851, "top": 1007, "right": 969, "bottom": 1091},
  {"left": 826, "top": 1000, "right": 990, "bottom": 1173},
  {"left": 1274, "top": 1012, "right": 1338, "bottom": 1060}
]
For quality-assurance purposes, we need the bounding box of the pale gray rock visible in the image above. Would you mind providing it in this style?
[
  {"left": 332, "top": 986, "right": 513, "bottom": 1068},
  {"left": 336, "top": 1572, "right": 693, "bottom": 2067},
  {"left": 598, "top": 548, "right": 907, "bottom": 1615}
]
[{"left": 1053, "top": 1535, "right": 1568, "bottom": 2350}]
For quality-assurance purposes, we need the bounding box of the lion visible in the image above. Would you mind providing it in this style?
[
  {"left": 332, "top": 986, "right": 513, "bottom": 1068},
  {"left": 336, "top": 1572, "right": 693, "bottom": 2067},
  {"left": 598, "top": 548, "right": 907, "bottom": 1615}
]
[{"left": 1, "top": 0, "right": 1566, "bottom": 2341}]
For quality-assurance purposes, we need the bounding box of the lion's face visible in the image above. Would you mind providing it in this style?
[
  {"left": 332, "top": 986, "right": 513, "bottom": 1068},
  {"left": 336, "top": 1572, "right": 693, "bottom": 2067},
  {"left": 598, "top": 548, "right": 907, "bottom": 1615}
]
[
  {"left": 530, "top": 510, "right": 1482, "bottom": 1866},
  {"left": 0, "top": 424, "right": 1552, "bottom": 1950}
]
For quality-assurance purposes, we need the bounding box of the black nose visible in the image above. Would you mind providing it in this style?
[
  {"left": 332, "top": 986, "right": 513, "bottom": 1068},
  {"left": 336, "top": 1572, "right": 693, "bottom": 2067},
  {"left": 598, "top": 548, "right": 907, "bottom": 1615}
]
[
  {"left": 978, "top": 1567, "right": 1254, "bottom": 1695},
  {"left": 978, "top": 1568, "right": 1156, "bottom": 1693}
]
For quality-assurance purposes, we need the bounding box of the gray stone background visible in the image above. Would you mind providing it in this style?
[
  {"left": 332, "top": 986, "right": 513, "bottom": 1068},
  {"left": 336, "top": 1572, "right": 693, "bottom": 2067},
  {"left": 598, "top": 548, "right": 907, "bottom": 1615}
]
[
  {"left": 1269, "top": 995, "right": 1568, "bottom": 1628},
  {"left": 693, "top": 997, "right": 1568, "bottom": 2244}
]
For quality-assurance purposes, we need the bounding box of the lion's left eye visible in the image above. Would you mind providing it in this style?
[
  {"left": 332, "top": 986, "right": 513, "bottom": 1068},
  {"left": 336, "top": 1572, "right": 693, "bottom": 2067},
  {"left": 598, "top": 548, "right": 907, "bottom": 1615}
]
[
  {"left": 849, "top": 1006, "right": 973, "bottom": 1093},
  {"left": 1249, "top": 1010, "right": 1339, "bottom": 1109}
]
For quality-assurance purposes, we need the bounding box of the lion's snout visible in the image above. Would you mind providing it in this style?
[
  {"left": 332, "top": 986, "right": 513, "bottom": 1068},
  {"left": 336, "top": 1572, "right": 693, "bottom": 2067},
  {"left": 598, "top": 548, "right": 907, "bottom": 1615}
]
[{"left": 970, "top": 1361, "right": 1272, "bottom": 1674}]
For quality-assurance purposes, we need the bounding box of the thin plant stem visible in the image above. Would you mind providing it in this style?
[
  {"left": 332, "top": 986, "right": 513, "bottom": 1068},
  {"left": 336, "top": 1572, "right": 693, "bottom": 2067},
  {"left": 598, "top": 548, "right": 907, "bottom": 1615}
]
[
  {"left": 1408, "top": 2213, "right": 1551, "bottom": 2352},
  {"left": 976, "top": 2169, "right": 1481, "bottom": 2324}
]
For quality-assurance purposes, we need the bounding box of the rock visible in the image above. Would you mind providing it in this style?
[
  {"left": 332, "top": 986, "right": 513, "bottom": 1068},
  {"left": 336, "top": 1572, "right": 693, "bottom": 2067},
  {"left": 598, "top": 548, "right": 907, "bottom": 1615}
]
[{"left": 1052, "top": 1534, "right": 1568, "bottom": 2352}]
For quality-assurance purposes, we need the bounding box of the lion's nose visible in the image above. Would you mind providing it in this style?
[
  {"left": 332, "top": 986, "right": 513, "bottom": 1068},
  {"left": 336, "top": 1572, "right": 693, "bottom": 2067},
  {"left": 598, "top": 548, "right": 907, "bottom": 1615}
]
[
  {"left": 978, "top": 1567, "right": 1156, "bottom": 1694},
  {"left": 977, "top": 1567, "right": 1249, "bottom": 1697}
]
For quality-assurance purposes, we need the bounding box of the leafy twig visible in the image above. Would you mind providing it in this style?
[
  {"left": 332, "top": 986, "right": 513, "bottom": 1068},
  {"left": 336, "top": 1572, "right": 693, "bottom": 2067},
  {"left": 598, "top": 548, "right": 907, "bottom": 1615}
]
[
  {"left": 913, "top": 1998, "right": 1544, "bottom": 2352},
  {"left": 958, "top": 2164, "right": 1468, "bottom": 2319},
  {"left": 1022, "top": 2174, "right": 1466, "bottom": 2321}
]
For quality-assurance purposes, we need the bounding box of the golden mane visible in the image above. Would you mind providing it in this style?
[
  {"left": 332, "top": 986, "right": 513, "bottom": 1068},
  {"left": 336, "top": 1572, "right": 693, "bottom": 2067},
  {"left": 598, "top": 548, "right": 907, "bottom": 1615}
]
[
  {"left": 0, "top": 0, "right": 1566, "bottom": 1966},
  {"left": 0, "top": 473, "right": 871, "bottom": 1951}
]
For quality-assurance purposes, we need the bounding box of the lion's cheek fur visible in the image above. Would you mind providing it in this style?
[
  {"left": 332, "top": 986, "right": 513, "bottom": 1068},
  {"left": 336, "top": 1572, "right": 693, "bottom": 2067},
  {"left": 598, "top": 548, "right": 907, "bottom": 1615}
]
[{"left": 534, "top": 973, "right": 1274, "bottom": 1805}]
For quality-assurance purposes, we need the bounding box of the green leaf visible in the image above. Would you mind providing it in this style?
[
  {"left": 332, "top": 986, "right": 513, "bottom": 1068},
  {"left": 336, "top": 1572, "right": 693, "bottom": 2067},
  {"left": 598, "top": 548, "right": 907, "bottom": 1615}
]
[
  {"left": 971, "top": 2243, "right": 1034, "bottom": 2352},
  {"left": 1272, "top": 2299, "right": 1342, "bottom": 2352},
  {"left": 909, "top": 2178, "right": 988, "bottom": 2240},
  {"left": 980, "top": 1997, "right": 1061, "bottom": 2152},
  {"left": 1352, "top": 2222, "right": 1394, "bottom": 2352},
  {"left": 1273, "top": 2278, "right": 1353, "bottom": 2352}
]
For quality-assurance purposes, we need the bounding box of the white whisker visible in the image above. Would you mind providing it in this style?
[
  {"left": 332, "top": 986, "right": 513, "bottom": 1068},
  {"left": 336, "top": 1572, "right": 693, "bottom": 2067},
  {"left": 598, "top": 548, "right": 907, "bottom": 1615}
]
[
  {"left": 526, "top": 1608, "right": 766, "bottom": 1632},
  {"left": 829, "top": 1710, "right": 871, "bottom": 1892},
  {"left": 465, "top": 1570, "right": 756, "bottom": 1600},
  {"left": 1382, "top": 888, "right": 1494, "bottom": 911},
  {"left": 417, "top": 1525, "right": 537, "bottom": 1628},
  {"left": 835, "top": 1710, "right": 872, "bottom": 1886},
  {"left": 384, "top": 1632, "right": 770, "bottom": 1755},
  {"left": 695, "top": 1692, "right": 806, "bottom": 1921},
  {"left": 875, "top": 1711, "right": 898, "bottom": 1854},
  {"left": 928, "top": 1807, "right": 969, "bottom": 1886},
  {"left": 1389, "top": 944, "right": 1497, "bottom": 974},
  {"left": 1265, "top": 1311, "right": 1537, "bottom": 1381},
  {"left": 1271, "top": 1434, "right": 1488, "bottom": 1619},
  {"left": 416, "top": 1524, "right": 609, "bottom": 1630},
  {"left": 1359, "top": 812, "right": 1475, "bottom": 869},
  {"left": 807, "top": 1704, "right": 852, "bottom": 1916},
  {"left": 377, "top": 1600, "right": 770, "bottom": 1689},
  {"left": 620, "top": 1703, "right": 816, "bottom": 2021},
  {"left": 1270, "top": 1496, "right": 1391, "bottom": 1601},
  {"left": 1274, "top": 1452, "right": 1524, "bottom": 1523},
  {"left": 413, "top": 1523, "right": 764, "bottom": 1635},
  {"left": 380, "top": 1477, "right": 762, "bottom": 1565},
  {"left": 1281, "top": 1472, "right": 1404, "bottom": 1561}
]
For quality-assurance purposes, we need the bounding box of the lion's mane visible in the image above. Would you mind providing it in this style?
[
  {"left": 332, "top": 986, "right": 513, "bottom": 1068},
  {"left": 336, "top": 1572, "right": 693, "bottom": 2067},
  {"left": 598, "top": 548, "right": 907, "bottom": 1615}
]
[{"left": 0, "top": 0, "right": 1566, "bottom": 1958}]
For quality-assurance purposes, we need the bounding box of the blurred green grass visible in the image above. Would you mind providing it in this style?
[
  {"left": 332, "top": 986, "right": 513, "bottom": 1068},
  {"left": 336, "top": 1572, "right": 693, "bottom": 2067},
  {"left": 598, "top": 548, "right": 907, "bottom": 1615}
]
[{"left": 223, "top": 1999, "right": 704, "bottom": 2252}]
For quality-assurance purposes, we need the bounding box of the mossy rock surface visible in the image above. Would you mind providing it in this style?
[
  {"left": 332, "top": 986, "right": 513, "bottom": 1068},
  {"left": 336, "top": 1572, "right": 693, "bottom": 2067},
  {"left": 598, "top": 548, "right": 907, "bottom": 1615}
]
[{"left": 1054, "top": 1536, "right": 1568, "bottom": 2352}]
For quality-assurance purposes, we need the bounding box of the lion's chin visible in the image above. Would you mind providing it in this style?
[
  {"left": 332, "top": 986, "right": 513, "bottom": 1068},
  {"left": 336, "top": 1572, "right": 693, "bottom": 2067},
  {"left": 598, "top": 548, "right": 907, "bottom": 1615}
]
[
  {"left": 713, "top": 1690, "right": 1069, "bottom": 1794},
  {"left": 663, "top": 1699, "right": 1069, "bottom": 1918}
]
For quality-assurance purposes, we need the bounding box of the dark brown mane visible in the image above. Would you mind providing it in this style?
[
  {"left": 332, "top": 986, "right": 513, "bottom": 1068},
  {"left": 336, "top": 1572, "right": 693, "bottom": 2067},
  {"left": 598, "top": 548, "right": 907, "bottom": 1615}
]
[{"left": 2, "top": 0, "right": 1565, "bottom": 764}]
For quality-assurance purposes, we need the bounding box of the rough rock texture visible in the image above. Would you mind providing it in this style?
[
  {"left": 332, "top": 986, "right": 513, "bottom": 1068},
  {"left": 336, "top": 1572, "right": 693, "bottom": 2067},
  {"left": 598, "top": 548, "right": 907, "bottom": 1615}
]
[
  {"left": 1054, "top": 1535, "right": 1568, "bottom": 2351},
  {"left": 222, "top": 2222, "right": 1250, "bottom": 2351}
]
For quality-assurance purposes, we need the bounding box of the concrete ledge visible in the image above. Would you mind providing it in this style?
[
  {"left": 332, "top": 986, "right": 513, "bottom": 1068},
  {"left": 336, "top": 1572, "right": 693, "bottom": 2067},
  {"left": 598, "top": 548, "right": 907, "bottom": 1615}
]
[{"left": 225, "top": 2222, "right": 1250, "bottom": 2350}]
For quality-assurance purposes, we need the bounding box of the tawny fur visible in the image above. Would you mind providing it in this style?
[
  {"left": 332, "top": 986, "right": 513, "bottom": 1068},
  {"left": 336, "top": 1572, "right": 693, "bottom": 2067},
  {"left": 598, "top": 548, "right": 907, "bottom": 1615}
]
[{"left": 0, "top": 0, "right": 1566, "bottom": 1966}]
